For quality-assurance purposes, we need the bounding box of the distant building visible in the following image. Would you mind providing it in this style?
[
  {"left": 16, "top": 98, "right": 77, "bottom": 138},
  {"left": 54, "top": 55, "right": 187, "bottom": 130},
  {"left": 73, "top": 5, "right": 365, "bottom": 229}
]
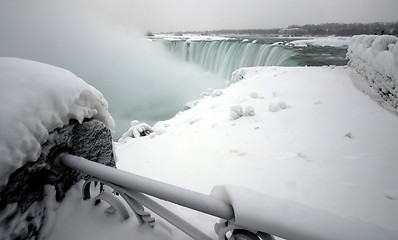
[
  {"left": 278, "top": 28, "right": 305, "bottom": 36},
  {"left": 145, "top": 31, "right": 154, "bottom": 37}
]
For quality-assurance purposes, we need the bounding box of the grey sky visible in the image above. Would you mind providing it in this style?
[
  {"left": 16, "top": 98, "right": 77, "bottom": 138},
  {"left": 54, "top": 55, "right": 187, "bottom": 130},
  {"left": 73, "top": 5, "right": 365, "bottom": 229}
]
[{"left": 86, "top": 0, "right": 398, "bottom": 33}]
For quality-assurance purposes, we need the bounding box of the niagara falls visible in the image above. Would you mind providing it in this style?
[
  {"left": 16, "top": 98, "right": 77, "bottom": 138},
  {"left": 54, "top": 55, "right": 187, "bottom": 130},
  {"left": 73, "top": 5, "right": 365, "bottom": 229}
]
[{"left": 1, "top": 0, "right": 398, "bottom": 240}]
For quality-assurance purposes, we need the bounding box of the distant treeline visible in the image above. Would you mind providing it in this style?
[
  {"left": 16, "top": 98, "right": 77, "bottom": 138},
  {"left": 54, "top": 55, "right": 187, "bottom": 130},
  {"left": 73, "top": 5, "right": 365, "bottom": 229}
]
[{"left": 165, "top": 22, "right": 398, "bottom": 36}]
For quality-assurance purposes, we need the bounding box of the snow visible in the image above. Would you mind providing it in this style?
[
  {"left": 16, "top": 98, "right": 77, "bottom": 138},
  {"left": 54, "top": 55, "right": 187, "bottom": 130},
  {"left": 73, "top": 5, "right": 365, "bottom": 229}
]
[
  {"left": 347, "top": 35, "right": 398, "bottom": 108},
  {"left": 0, "top": 185, "right": 59, "bottom": 239},
  {"left": 0, "top": 57, "right": 114, "bottom": 192},
  {"left": 211, "top": 185, "right": 398, "bottom": 240},
  {"left": 287, "top": 37, "right": 351, "bottom": 47},
  {"left": 118, "top": 121, "right": 154, "bottom": 144},
  {"left": 112, "top": 66, "right": 398, "bottom": 239}
]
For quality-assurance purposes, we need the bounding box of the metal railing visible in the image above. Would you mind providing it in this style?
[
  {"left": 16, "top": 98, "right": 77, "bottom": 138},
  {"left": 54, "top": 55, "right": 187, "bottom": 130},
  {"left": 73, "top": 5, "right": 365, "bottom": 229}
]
[{"left": 56, "top": 153, "right": 274, "bottom": 240}]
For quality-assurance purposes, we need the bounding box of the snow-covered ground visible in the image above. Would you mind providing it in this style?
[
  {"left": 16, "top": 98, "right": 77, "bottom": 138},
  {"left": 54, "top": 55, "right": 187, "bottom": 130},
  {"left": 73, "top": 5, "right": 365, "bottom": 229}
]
[
  {"left": 47, "top": 65, "right": 398, "bottom": 239},
  {"left": 286, "top": 37, "right": 350, "bottom": 47}
]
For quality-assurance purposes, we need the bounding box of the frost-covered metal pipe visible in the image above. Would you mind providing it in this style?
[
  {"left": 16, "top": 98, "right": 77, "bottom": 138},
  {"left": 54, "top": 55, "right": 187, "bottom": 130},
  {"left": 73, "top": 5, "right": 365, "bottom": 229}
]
[{"left": 57, "top": 153, "right": 234, "bottom": 220}]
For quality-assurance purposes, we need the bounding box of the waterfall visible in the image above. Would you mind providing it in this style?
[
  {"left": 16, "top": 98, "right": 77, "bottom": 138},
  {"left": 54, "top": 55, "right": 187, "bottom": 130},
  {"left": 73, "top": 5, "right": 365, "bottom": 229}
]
[{"left": 161, "top": 40, "right": 297, "bottom": 78}]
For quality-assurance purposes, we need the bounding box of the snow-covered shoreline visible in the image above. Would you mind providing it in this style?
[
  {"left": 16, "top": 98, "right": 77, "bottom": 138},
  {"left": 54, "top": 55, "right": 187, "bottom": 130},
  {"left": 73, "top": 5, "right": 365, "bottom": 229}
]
[{"left": 115, "top": 66, "right": 398, "bottom": 234}]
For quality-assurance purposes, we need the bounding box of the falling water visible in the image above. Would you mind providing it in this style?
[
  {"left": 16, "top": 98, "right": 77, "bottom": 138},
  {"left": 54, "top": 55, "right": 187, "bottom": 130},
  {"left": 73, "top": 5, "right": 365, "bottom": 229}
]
[{"left": 161, "top": 40, "right": 297, "bottom": 78}]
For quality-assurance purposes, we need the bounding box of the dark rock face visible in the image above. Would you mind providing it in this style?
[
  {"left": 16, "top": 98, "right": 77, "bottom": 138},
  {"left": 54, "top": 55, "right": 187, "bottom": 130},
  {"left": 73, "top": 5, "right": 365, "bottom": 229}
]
[{"left": 0, "top": 119, "right": 115, "bottom": 239}]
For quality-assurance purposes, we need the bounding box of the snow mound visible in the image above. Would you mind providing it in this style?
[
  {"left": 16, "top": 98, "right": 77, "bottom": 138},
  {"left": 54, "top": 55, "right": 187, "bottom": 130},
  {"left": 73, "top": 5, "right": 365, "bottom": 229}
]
[
  {"left": 230, "top": 105, "right": 244, "bottom": 120},
  {"left": 118, "top": 120, "right": 153, "bottom": 143},
  {"left": 200, "top": 88, "right": 223, "bottom": 98},
  {"left": 230, "top": 69, "right": 246, "bottom": 83},
  {"left": 0, "top": 58, "right": 114, "bottom": 192},
  {"left": 347, "top": 35, "right": 398, "bottom": 108},
  {"left": 269, "top": 101, "right": 288, "bottom": 112},
  {"left": 244, "top": 105, "right": 255, "bottom": 116}
]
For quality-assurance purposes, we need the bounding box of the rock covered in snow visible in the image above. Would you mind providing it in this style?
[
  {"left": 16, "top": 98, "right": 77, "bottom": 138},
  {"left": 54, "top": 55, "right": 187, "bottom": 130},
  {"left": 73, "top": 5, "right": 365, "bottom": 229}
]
[
  {"left": 118, "top": 120, "right": 153, "bottom": 143},
  {"left": 0, "top": 119, "right": 115, "bottom": 240},
  {"left": 230, "top": 105, "right": 244, "bottom": 120},
  {"left": 347, "top": 35, "right": 398, "bottom": 108},
  {"left": 244, "top": 105, "right": 255, "bottom": 116},
  {"left": 249, "top": 92, "right": 259, "bottom": 99},
  {"left": 230, "top": 69, "right": 247, "bottom": 83},
  {"left": 200, "top": 88, "right": 223, "bottom": 98},
  {"left": 0, "top": 58, "right": 114, "bottom": 194},
  {"left": 269, "top": 103, "right": 281, "bottom": 112},
  {"left": 231, "top": 105, "right": 256, "bottom": 119},
  {"left": 184, "top": 100, "right": 199, "bottom": 110},
  {"left": 269, "top": 101, "right": 288, "bottom": 112},
  {"left": 212, "top": 89, "right": 223, "bottom": 97},
  {"left": 277, "top": 101, "right": 288, "bottom": 109}
]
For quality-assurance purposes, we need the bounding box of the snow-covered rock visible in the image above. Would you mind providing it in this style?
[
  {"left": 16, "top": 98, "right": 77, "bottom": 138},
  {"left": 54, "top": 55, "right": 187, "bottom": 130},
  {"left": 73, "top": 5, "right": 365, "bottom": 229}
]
[
  {"left": 118, "top": 121, "right": 153, "bottom": 143},
  {"left": 0, "top": 58, "right": 114, "bottom": 193},
  {"left": 0, "top": 119, "right": 115, "bottom": 240},
  {"left": 277, "top": 101, "right": 288, "bottom": 109},
  {"left": 244, "top": 105, "right": 255, "bottom": 116},
  {"left": 230, "top": 105, "right": 244, "bottom": 120},
  {"left": 269, "top": 103, "right": 281, "bottom": 112},
  {"left": 230, "top": 69, "right": 246, "bottom": 83}
]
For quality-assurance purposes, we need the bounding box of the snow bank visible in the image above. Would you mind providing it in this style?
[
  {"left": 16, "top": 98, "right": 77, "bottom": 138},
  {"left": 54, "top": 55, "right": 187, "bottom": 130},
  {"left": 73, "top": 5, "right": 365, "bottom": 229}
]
[
  {"left": 347, "top": 35, "right": 398, "bottom": 108},
  {"left": 287, "top": 37, "right": 350, "bottom": 48},
  {"left": 0, "top": 58, "right": 114, "bottom": 192}
]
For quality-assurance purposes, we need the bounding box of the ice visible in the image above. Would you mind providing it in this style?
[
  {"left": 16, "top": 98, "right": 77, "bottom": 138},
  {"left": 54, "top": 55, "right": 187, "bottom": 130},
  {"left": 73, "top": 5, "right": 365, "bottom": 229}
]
[{"left": 0, "top": 57, "right": 114, "bottom": 192}]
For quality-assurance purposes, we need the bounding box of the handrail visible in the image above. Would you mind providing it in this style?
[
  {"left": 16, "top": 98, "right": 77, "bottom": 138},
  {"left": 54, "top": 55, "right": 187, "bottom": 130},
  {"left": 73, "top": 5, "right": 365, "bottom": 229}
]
[{"left": 56, "top": 153, "right": 235, "bottom": 220}]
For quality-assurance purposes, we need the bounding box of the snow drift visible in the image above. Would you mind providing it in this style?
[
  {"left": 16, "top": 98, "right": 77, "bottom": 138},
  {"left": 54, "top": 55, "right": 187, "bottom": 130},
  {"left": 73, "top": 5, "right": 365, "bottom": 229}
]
[
  {"left": 347, "top": 35, "right": 398, "bottom": 108},
  {"left": 0, "top": 57, "right": 114, "bottom": 193}
]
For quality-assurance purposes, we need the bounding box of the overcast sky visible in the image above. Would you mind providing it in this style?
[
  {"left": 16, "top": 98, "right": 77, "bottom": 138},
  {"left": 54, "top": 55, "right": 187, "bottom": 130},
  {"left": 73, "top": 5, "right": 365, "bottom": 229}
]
[{"left": 85, "top": 0, "right": 398, "bottom": 33}]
